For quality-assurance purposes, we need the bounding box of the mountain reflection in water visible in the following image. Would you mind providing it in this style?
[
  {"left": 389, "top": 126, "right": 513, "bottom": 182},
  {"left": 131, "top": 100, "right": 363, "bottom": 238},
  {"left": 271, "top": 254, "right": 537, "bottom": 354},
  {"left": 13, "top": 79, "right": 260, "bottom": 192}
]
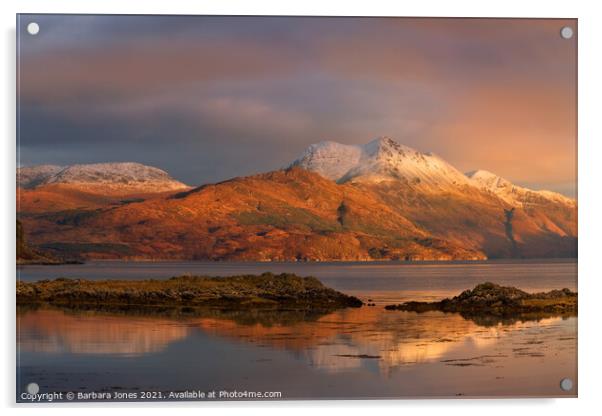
[
  {"left": 18, "top": 309, "right": 189, "bottom": 356},
  {"left": 18, "top": 305, "right": 576, "bottom": 380},
  {"left": 17, "top": 260, "right": 577, "bottom": 398}
]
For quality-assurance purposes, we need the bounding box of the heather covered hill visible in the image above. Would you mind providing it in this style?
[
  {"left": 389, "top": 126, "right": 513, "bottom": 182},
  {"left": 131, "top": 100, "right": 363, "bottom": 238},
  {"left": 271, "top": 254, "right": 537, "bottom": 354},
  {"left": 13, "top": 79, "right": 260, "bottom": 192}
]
[
  {"left": 18, "top": 162, "right": 191, "bottom": 214},
  {"left": 18, "top": 183, "right": 187, "bottom": 214},
  {"left": 18, "top": 184, "right": 122, "bottom": 213},
  {"left": 362, "top": 179, "right": 576, "bottom": 259},
  {"left": 16, "top": 138, "right": 577, "bottom": 261},
  {"left": 19, "top": 168, "right": 485, "bottom": 261}
]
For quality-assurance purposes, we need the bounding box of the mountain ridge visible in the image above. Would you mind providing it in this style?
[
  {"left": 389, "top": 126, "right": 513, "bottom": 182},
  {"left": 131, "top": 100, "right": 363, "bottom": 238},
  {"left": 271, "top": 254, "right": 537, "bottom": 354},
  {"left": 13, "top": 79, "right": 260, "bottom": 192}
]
[
  {"left": 18, "top": 162, "right": 189, "bottom": 194},
  {"left": 466, "top": 169, "right": 574, "bottom": 207},
  {"left": 293, "top": 137, "right": 574, "bottom": 204},
  {"left": 16, "top": 137, "right": 577, "bottom": 261},
  {"left": 291, "top": 137, "right": 474, "bottom": 191}
]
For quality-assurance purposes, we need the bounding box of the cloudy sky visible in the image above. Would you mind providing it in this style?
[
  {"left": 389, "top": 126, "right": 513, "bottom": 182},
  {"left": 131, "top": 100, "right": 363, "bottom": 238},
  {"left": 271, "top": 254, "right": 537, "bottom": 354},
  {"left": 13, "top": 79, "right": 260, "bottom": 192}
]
[{"left": 17, "top": 15, "right": 577, "bottom": 196}]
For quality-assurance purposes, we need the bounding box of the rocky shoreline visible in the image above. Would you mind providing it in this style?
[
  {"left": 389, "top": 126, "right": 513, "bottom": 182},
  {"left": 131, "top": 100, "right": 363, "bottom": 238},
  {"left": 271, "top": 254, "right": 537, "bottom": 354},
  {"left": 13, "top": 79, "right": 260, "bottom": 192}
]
[
  {"left": 385, "top": 282, "right": 577, "bottom": 316},
  {"left": 16, "top": 272, "right": 363, "bottom": 310}
]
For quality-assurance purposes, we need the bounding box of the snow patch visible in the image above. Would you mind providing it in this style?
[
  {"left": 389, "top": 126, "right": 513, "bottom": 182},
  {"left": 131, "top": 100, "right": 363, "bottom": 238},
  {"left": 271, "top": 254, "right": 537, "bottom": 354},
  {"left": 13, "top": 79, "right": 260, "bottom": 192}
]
[
  {"left": 17, "top": 165, "right": 65, "bottom": 189},
  {"left": 467, "top": 169, "right": 575, "bottom": 207},
  {"left": 17, "top": 162, "right": 188, "bottom": 192},
  {"left": 291, "top": 136, "right": 472, "bottom": 190}
]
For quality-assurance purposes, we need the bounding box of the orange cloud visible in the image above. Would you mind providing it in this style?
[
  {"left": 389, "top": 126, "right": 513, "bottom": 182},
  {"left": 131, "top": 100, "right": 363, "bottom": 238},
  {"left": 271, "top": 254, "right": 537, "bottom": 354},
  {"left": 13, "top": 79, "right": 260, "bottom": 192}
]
[
  {"left": 18, "top": 17, "right": 577, "bottom": 194},
  {"left": 427, "top": 80, "right": 576, "bottom": 189}
]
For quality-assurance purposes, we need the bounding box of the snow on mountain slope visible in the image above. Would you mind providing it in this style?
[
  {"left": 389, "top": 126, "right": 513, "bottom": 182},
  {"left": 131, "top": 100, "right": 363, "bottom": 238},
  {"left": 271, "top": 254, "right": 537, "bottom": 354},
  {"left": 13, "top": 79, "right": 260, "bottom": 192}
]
[
  {"left": 18, "top": 162, "right": 189, "bottom": 193},
  {"left": 466, "top": 169, "right": 575, "bottom": 207},
  {"left": 291, "top": 137, "right": 473, "bottom": 190},
  {"left": 290, "top": 141, "right": 365, "bottom": 181},
  {"left": 17, "top": 165, "right": 64, "bottom": 189}
]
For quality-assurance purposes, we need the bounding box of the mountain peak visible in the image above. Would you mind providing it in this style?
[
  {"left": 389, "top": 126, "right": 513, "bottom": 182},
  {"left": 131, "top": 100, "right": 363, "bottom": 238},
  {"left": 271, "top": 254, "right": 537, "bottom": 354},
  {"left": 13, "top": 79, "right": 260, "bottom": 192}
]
[
  {"left": 291, "top": 137, "right": 471, "bottom": 189},
  {"left": 364, "top": 136, "right": 414, "bottom": 157},
  {"left": 18, "top": 162, "right": 189, "bottom": 193},
  {"left": 366, "top": 136, "right": 397, "bottom": 148}
]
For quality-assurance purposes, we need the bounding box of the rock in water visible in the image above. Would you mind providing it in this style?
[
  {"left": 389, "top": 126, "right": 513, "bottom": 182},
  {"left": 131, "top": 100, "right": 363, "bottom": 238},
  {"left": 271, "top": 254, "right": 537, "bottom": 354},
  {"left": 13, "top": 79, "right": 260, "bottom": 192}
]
[
  {"left": 385, "top": 282, "right": 577, "bottom": 315},
  {"left": 17, "top": 272, "right": 363, "bottom": 310}
]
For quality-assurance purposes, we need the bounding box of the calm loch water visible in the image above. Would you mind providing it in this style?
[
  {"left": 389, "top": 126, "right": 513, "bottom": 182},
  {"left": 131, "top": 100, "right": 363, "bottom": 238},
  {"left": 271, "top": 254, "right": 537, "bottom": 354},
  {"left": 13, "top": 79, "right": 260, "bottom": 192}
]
[{"left": 17, "top": 260, "right": 577, "bottom": 401}]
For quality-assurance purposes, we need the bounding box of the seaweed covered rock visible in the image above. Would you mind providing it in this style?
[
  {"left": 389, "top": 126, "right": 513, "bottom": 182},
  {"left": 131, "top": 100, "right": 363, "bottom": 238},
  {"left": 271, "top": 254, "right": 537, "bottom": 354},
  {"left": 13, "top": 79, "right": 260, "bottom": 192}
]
[
  {"left": 17, "top": 272, "right": 363, "bottom": 310},
  {"left": 385, "top": 282, "right": 577, "bottom": 315}
]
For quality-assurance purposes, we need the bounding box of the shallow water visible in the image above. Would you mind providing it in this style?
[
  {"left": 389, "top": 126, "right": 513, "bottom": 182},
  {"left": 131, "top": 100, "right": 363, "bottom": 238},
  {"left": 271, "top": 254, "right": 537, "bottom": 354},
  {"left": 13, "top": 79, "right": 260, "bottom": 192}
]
[{"left": 16, "top": 260, "right": 577, "bottom": 401}]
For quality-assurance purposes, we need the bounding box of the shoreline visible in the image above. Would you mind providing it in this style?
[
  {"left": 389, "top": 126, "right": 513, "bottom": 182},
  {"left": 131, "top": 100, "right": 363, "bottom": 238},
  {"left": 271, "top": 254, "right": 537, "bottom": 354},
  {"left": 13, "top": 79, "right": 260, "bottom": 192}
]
[{"left": 17, "top": 257, "right": 578, "bottom": 267}]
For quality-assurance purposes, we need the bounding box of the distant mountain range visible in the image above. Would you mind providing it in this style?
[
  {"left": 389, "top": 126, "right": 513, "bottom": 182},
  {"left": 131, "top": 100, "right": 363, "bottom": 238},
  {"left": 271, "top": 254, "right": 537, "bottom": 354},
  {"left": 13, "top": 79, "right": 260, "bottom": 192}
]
[
  {"left": 18, "top": 162, "right": 188, "bottom": 193},
  {"left": 17, "top": 138, "right": 576, "bottom": 261}
]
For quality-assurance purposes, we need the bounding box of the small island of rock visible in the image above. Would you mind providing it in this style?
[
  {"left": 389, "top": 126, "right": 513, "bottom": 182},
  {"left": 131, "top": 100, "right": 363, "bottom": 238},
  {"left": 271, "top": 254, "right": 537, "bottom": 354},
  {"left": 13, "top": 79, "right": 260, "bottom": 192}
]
[
  {"left": 385, "top": 282, "right": 577, "bottom": 315},
  {"left": 17, "top": 272, "right": 363, "bottom": 310}
]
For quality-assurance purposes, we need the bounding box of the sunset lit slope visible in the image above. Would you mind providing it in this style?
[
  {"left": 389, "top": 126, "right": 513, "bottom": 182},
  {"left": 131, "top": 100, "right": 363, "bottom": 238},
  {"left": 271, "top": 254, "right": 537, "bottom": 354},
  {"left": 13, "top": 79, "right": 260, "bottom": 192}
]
[
  {"left": 18, "top": 162, "right": 191, "bottom": 213},
  {"left": 20, "top": 168, "right": 485, "bottom": 261},
  {"left": 17, "top": 138, "right": 576, "bottom": 261}
]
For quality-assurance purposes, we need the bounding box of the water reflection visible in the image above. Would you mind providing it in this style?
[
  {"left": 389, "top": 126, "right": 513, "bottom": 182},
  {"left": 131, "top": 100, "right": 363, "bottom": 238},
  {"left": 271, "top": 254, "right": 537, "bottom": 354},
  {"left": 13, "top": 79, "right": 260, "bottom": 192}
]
[
  {"left": 16, "top": 259, "right": 578, "bottom": 398},
  {"left": 18, "top": 309, "right": 189, "bottom": 356},
  {"left": 190, "top": 307, "right": 574, "bottom": 375},
  {"left": 18, "top": 305, "right": 576, "bottom": 377}
]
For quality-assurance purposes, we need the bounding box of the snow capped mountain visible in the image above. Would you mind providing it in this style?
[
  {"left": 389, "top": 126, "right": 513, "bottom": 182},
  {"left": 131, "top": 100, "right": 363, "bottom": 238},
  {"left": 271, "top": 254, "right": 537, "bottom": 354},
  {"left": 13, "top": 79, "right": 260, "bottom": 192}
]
[
  {"left": 291, "top": 137, "right": 473, "bottom": 190},
  {"left": 17, "top": 150, "right": 577, "bottom": 261},
  {"left": 17, "top": 165, "right": 64, "bottom": 189},
  {"left": 292, "top": 137, "right": 575, "bottom": 205},
  {"left": 466, "top": 169, "right": 575, "bottom": 207},
  {"left": 18, "top": 162, "right": 189, "bottom": 193}
]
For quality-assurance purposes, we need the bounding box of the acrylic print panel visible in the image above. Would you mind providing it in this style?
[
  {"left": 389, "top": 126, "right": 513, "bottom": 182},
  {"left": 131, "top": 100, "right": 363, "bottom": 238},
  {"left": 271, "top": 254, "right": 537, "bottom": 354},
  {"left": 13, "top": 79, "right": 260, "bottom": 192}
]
[{"left": 16, "top": 14, "right": 577, "bottom": 402}]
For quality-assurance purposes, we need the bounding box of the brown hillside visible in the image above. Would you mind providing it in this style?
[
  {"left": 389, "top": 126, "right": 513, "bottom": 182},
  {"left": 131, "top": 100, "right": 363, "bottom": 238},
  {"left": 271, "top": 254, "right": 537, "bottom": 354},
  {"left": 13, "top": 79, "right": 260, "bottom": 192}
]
[
  {"left": 18, "top": 168, "right": 486, "bottom": 261},
  {"left": 17, "top": 168, "right": 576, "bottom": 261}
]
